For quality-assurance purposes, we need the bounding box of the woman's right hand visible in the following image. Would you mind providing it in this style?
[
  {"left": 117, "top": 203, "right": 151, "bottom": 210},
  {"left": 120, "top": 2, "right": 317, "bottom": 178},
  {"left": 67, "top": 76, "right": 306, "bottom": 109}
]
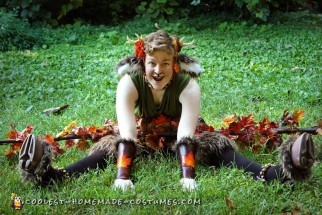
[{"left": 113, "top": 179, "right": 134, "bottom": 191}]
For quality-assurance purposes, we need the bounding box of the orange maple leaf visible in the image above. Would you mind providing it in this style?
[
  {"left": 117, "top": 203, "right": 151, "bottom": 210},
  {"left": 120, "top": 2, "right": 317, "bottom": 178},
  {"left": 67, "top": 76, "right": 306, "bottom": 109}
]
[
  {"left": 45, "top": 134, "right": 55, "bottom": 143},
  {"left": 56, "top": 121, "right": 76, "bottom": 137},
  {"left": 88, "top": 125, "right": 97, "bottom": 133},
  {"left": 12, "top": 142, "right": 22, "bottom": 151},
  {"left": 116, "top": 154, "right": 132, "bottom": 168},
  {"left": 222, "top": 114, "right": 237, "bottom": 128},
  {"left": 208, "top": 125, "right": 215, "bottom": 132},
  {"left": 5, "top": 130, "right": 18, "bottom": 139},
  {"left": 292, "top": 110, "right": 304, "bottom": 124},
  {"left": 75, "top": 139, "right": 90, "bottom": 151},
  {"left": 181, "top": 151, "right": 196, "bottom": 168},
  {"left": 4, "top": 149, "right": 16, "bottom": 157}
]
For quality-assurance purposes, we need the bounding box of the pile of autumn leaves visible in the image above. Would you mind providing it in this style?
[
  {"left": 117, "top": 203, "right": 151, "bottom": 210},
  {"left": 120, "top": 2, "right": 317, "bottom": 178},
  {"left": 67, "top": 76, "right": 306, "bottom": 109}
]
[{"left": 3, "top": 110, "right": 305, "bottom": 158}]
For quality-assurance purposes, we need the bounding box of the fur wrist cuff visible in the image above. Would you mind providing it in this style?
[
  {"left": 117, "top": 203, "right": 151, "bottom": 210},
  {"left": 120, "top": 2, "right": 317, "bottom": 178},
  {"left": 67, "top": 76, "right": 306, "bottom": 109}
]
[
  {"left": 172, "top": 137, "right": 198, "bottom": 152},
  {"left": 115, "top": 138, "right": 138, "bottom": 148}
]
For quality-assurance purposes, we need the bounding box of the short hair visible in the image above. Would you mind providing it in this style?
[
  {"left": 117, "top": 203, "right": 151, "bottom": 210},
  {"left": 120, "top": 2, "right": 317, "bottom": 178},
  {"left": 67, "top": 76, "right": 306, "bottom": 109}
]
[{"left": 143, "top": 30, "right": 175, "bottom": 55}]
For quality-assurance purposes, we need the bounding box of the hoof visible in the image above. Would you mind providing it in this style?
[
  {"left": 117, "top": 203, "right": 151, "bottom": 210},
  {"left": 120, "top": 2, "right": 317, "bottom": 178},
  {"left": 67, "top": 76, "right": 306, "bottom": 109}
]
[
  {"left": 19, "top": 134, "right": 43, "bottom": 172},
  {"left": 291, "top": 132, "right": 314, "bottom": 170}
]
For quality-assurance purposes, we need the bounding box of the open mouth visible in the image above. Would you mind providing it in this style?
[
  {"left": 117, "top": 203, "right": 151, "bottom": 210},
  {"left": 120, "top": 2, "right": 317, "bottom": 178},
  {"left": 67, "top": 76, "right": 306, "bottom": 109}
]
[{"left": 153, "top": 75, "right": 164, "bottom": 81}]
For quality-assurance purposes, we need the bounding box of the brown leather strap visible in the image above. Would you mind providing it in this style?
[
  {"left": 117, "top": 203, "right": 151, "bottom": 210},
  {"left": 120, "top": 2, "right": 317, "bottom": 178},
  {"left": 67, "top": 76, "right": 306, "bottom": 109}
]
[{"left": 116, "top": 141, "right": 137, "bottom": 179}]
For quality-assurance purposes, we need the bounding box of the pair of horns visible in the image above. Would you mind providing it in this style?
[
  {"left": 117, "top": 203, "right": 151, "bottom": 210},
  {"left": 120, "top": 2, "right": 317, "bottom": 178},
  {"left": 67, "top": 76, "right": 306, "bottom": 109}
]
[{"left": 126, "top": 34, "right": 194, "bottom": 47}]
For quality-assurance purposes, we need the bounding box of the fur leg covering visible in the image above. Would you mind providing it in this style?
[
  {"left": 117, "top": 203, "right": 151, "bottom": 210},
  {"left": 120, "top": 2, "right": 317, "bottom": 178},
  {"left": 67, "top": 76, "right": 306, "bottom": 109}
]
[
  {"left": 88, "top": 135, "right": 120, "bottom": 158},
  {"left": 279, "top": 133, "right": 315, "bottom": 181},
  {"left": 20, "top": 139, "right": 53, "bottom": 185},
  {"left": 172, "top": 136, "right": 198, "bottom": 152},
  {"left": 195, "top": 132, "right": 238, "bottom": 165}
]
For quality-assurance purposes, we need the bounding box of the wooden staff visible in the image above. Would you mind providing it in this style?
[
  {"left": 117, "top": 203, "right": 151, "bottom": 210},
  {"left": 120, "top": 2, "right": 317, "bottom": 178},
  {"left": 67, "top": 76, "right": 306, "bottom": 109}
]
[{"left": 0, "top": 127, "right": 319, "bottom": 146}]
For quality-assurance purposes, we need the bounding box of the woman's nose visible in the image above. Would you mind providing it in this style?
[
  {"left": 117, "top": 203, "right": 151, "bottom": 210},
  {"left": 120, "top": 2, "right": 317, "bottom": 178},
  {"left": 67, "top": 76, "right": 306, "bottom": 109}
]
[{"left": 154, "top": 65, "right": 162, "bottom": 74}]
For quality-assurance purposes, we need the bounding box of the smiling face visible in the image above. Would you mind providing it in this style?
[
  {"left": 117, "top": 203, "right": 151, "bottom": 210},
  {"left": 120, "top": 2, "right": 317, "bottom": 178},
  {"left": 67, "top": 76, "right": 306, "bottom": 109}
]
[{"left": 144, "top": 50, "right": 174, "bottom": 90}]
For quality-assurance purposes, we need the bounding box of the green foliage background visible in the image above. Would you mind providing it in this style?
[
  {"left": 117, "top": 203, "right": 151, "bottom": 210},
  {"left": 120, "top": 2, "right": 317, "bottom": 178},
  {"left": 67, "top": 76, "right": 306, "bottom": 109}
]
[
  {"left": 1, "top": 0, "right": 321, "bottom": 24},
  {"left": 0, "top": 12, "right": 321, "bottom": 214}
]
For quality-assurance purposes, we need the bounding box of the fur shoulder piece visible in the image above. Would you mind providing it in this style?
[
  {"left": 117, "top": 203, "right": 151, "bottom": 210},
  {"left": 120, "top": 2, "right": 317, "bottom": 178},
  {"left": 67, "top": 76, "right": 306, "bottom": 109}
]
[
  {"left": 177, "top": 54, "right": 203, "bottom": 77},
  {"left": 116, "top": 56, "right": 144, "bottom": 76}
]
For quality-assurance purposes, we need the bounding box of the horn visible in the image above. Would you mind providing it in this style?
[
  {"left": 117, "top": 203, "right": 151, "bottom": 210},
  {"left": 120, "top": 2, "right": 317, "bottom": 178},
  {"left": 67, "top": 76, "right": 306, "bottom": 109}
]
[
  {"left": 155, "top": 23, "right": 161, "bottom": 30},
  {"left": 179, "top": 37, "right": 195, "bottom": 47},
  {"left": 126, "top": 34, "right": 142, "bottom": 44}
]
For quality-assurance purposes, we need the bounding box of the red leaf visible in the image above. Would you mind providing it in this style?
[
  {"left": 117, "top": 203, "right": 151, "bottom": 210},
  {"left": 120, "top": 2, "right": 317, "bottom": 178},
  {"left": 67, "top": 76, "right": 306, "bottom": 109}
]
[
  {"left": 49, "top": 141, "right": 65, "bottom": 156},
  {"left": 135, "top": 40, "right": 145, "bottom": 59},
  {"left": 145, "top": 133, "right": 159, "bottom": 149},
  {"left": 24, "top": 124, "right": 34, "bottom": 133},
  {"left": 12, "top": 142, "right": 22, "bottom": 151},
  {"left": 240, "top": 114, "right": 256, "bottom": 128},
  {"left": 229, "top": 122, "right": 241, "bottom": 134},
  {"left": 45, "top": 134, "right": 55, "bottom": 143},
  {"left": 4, "top": 149, "right": 16, "bottom": 157},
  {"left": 225, "top": 197, "right": 237, "bottom": 210},
  {"left": 197, "top": 123, "right": 215, "bottom": 132},
  {"left": 259, "top": 117, "right": 270, "bottom": 133},
  {"left": 88, "top": 125, "right": 97, "bottom": 133},
  {"left": 75, "top": 139, "right": 90, "bottom": 151},
  {"left": 72, "top": 126, "right": 88, "bottom": 136},
  {"left": 207, "top": 125, "right": 215, "bottom": 132},
  {"left": 9, "top": 122, "right": 15, "bottom": 130},
  {"left": 151, "top": 115, "right": 171, "bottom": 126},
  {"left": 5, "top": 130, "right": 18, "bottom": 139},
  {"left": 64, "top": 139, "right": 75, "bottom": 148}
]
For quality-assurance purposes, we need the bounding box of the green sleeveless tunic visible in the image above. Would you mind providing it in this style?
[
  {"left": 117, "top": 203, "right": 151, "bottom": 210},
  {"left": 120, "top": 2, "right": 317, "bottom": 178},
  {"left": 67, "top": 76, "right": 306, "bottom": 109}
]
[{"left": 130, "top": 72, "right": 191, "bottom": 118}]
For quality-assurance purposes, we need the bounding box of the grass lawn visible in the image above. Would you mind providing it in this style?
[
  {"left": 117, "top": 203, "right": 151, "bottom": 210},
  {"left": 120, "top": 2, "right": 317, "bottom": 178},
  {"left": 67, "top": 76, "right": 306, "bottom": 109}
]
[{"left": 0, "top": 12, "right": 321, "bottom": 214}]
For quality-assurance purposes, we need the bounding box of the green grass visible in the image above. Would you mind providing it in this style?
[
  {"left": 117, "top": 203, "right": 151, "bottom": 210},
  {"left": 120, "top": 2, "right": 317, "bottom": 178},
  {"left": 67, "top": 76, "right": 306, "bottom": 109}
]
[{"left": 0, "top": 13, "right": 321, "bottom": 214}]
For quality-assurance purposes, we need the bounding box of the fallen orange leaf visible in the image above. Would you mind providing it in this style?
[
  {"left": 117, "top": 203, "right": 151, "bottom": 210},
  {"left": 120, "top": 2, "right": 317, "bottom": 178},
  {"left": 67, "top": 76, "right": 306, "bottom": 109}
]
[
  {"left": 222, "top": 114, "right": 237, "bottom": 128},
  {"left": 4, "top": 149, "right": 16, "bottom": 157},
  {"left": 75, "top": 139, "right": 90, "bottom": 151},
  {"left": 225, "top": 197, "right": 237, "bottom": 210},
  {"left": 291, "top": 207, "right": 300, "bottom": 215},
  {"left": 317, "top": 120, "right": 322, "bottom": 127},
  {"left": 5, "top": 130, "right": 18, "bottom": 139},
  {"left": 292, "top": 110, "right": 305, "bottom": 123}
]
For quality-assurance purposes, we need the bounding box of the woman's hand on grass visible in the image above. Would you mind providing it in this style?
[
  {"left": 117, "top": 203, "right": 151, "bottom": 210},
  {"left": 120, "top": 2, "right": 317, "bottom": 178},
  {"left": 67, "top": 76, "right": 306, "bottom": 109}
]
[{"left": 113, "top": 179, "right": 134, "bottom": 191}]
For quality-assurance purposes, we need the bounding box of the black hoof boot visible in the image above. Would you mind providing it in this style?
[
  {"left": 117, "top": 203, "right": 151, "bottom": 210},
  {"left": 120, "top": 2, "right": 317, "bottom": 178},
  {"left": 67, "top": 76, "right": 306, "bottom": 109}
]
[
  {"left": 19, "top": 134, "right": 45, "bottom": 171},
  {"left": 19, "top": 134, "right": 64, "bottom": 186},
  {"left": 291, "top": 132, "right": 314, "bottom": 170},
  {"left": 280, "top": 132, "right": 315, "bottom": 181}
]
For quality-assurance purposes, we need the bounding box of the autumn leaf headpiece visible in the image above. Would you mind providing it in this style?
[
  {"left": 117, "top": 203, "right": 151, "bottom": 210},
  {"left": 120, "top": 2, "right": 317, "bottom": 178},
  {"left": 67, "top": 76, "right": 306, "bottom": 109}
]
[{"left": 116, "top": 31, "right": 203, "bottom": 77}]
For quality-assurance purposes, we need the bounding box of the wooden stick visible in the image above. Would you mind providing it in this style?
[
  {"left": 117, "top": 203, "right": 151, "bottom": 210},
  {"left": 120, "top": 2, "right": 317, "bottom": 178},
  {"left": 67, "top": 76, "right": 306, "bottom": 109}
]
[{"left": 0, "top": 127, "right": 319, "bottom": 146}]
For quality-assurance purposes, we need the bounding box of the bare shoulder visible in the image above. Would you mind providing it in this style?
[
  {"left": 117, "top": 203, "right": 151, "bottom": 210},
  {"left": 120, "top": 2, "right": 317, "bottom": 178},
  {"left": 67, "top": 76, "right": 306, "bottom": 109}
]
[
  {"left": 179, "top": 78, "right": 201, "bottom": 102},
  {"left": 117, "top": 75, "right": 138, "bottom": 101}
]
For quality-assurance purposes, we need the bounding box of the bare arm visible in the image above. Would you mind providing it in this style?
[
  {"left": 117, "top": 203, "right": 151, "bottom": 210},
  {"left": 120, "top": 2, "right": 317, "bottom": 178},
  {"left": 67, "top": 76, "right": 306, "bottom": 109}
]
[
  {"left": 178, "top": 79, "right": 201, "bottom": 140},
  {"left": 177, "top": 78, "right": 200, "bottom": 191},
  {"left": 114, "top": 75, "right": 138, "bottom": 191},
  {"left": 116, "top": 75, "right": 138, "bottom": 141}
]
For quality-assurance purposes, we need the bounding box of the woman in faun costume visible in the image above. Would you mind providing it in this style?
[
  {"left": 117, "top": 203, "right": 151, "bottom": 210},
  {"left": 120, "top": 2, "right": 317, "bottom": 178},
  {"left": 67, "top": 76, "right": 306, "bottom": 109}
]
[{"left": 19, "top": 30, "right": 315, "bottom": 191}]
